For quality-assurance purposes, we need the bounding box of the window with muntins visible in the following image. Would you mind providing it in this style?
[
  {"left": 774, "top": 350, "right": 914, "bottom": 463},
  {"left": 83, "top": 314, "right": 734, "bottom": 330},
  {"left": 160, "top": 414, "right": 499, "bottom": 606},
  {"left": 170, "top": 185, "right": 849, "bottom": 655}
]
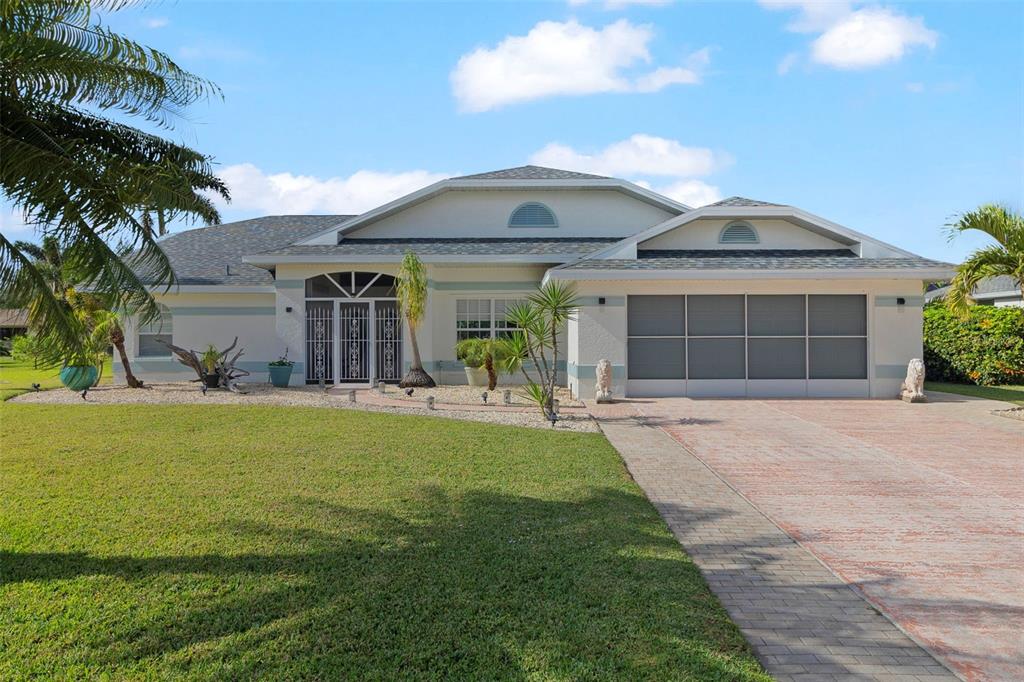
[
  {"left": 719, "top": 221, "right": 759, "bottom": 244},
  {"left": 137, "top": 305, "right": 172, "bottom": 357},
  {"left": 456, "top": 299, "right": 524, "bottom": 341},
  {"left": 508, "top": 202, "right": 557, "bottom": 228}
]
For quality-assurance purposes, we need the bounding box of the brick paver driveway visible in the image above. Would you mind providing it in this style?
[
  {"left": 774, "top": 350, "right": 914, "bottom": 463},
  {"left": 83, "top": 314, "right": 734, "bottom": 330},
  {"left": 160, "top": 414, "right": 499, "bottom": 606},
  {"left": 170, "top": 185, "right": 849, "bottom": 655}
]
[{"left": 626, "top": 393, "right": 1023, "bottom": 681}]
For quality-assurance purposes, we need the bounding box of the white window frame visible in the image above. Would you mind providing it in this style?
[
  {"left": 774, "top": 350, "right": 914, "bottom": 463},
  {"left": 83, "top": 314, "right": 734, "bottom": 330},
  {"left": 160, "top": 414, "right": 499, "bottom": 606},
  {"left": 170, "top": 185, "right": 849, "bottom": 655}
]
[
  {"left": 137, "top": 305, "right": 173, "bottom": 358},
  {"left": 455, "top": 298, "right": 525, "bottom": 341}
]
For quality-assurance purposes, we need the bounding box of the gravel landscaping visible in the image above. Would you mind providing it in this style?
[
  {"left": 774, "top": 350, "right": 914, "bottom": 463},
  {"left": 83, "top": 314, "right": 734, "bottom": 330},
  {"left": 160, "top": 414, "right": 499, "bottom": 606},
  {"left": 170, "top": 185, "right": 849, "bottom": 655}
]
[
  {"left": 385, "top": 384, "right": 583, "bottom": 407},
  {"left": 10, "top": 382, "right": 598, "bottom": 432}
]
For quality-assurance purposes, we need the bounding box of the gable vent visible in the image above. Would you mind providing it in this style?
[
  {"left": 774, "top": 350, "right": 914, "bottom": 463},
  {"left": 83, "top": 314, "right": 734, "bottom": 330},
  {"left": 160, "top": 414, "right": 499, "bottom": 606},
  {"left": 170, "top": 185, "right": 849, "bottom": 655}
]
[
  {"left": 509, "top": 202, "right": 558, "bottom": 228},
  {"left": 719, "top": 221, "right": 759, "bottom": 244}
]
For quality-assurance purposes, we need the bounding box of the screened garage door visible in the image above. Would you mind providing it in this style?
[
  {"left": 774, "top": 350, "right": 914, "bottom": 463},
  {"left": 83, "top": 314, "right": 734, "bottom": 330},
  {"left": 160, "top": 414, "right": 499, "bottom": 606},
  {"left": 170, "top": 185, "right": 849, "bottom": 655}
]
[{"left": 626, "top": 294, "right": 868, "bottom": 397}]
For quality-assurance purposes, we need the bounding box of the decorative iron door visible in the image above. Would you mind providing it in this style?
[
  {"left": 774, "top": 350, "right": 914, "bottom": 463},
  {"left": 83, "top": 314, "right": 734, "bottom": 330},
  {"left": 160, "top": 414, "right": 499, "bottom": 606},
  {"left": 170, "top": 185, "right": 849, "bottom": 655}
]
[
  {"left": 305, "top": 301, "right": 334, "bottom": 383},
  {"left": 374, "top": 301, "right": 403, "bottom": 383},
  {"left": 338, "top": 302, "right": 371, "bottom": 382}
]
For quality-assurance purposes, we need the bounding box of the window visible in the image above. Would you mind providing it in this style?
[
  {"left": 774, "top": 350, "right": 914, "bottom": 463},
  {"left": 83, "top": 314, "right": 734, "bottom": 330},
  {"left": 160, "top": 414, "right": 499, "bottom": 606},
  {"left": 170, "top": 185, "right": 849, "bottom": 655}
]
[
  {"left": 456, "top": 298, "right": 524, "bottom": 341},
  {"left": 137, "top": 305, "right": 172, "bottom": 357},
  {"left": 305, "top": 272, "right": 396, "bottom": 298},
  {"left": 719, "top": 221, "right": 759, "bottom": 244},
  {"left": 508, "top": 202, "right": 557, "bottom": 228}
]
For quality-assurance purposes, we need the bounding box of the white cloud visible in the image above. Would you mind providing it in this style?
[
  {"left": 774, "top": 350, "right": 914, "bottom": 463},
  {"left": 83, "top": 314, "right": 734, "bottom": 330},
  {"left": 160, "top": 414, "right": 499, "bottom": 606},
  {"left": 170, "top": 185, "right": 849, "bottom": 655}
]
[
  {"left": 144, "top": 17, "right": 169, "bottom": 29},
  {"left": 637, "top": 179, "right": 722, "bottom": 206},
  {"left": 0, "top": 207, "right": 32, "bottom": 235},
  {"left": 216, "top": 164, "right": 451, "bottom": 216},
  {"left": 530, "top": 134, "right": 725, "bottom": 177},
  {"left": 450, "top": 20, "right": 708, "bottom": 112},
  {"left": 905, "top": 81, "right": 925, "bottom": 93},
  {"left": 776, "top": 51, "right": 799, "bottom": 75},
  {"left": 811, "top": 8, "right": 937, "bottom": 69},
  {"left": 761, "top": 2, "right": 937, "bottom": 70}
]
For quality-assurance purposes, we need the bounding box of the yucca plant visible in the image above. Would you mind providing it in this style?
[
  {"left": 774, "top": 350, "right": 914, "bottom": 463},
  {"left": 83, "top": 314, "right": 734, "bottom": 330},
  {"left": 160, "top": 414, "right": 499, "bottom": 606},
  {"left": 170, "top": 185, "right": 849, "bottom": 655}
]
[
  {"left": 944, "top": 204, "right": 1024, "bottom": 317},
  {"left": 504, "top": 282, "right": 579, "bottom": 417},
  {"left": 0, "top": 0, "right": 229, "bottom": 365}
]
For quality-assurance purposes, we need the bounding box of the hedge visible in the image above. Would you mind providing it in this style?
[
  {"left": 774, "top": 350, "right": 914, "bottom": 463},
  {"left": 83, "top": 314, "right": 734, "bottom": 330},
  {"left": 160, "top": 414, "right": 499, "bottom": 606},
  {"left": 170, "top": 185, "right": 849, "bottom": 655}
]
[{"left": 923, "top": 303, "right": 1024, "bottom": 385}]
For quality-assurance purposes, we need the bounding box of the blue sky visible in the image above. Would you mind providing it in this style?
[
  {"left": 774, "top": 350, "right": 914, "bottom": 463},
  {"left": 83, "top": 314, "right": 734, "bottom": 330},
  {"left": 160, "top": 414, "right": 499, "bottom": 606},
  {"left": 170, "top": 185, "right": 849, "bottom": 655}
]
[{"left": 4, "top": 1, "right": 1022, "bottom": 262}]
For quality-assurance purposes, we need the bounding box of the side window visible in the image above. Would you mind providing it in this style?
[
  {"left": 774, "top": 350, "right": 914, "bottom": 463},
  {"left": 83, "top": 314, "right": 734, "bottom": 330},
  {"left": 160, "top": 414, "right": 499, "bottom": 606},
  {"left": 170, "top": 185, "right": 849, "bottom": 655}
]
[{"left": 137, "top": 305, "right": 172, "bottom": 357}]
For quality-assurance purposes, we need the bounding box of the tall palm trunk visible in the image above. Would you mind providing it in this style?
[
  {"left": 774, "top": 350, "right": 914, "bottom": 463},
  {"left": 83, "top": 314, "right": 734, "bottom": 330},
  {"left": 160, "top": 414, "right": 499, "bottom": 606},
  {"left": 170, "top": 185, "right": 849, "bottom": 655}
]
[
  {"left": 484, "top": 352, "right": 497, "bottom": 391},
  {"left": 111, "top": 326, "right": 142, "bottom": 388},
  {"left": 400, "top": 317, "right": 435, "bottom": 388}
]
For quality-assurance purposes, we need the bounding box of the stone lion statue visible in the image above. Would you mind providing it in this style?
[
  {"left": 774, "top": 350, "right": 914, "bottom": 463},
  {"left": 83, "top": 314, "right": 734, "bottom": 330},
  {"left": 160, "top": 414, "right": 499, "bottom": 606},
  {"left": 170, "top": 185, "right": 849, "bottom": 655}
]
[
  {"left": 900, "top": 358, "right": 926, "bottom": 403},
  {"left": 595, "top": 358, "right": 613, "bottom": 403}
]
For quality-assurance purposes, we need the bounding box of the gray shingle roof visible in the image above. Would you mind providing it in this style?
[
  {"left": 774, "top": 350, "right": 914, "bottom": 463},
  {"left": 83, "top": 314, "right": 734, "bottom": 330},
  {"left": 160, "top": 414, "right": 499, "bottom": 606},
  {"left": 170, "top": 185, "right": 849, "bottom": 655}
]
[
  {"left": 256, "top": 237, "right": 620, "bottom": 258},
  {"left": 562, "top": 249, "right": 953, "bottom": 271},
  {"left": 708, "top": 196, "right": 786, "bottom": 208},
  {"left": 925, "top": 275, "right": 1021, "bottom": 302},
  {"left": 454, "top": 165, "right": 609, "bottom": 181},
  {"left": 146, "top": 215, "right": 354, "bottom": 286}
]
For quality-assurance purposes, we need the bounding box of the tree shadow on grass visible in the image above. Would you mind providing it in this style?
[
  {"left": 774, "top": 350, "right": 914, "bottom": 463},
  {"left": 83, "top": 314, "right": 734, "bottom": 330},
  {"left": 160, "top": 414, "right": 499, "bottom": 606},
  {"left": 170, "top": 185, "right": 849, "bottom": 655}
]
[{"left": 2, "top": 487, "right": 767, "bottom": 680}]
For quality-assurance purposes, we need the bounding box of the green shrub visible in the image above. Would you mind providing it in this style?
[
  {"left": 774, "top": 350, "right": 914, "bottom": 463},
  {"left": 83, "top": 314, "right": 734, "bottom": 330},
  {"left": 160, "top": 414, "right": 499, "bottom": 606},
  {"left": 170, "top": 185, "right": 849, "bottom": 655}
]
[
  {"left": 10, "top": 334, "right": 44, "bottom": 366},
  {"left": 923, "top": 304, "right": 1024, "bottom": 385}
]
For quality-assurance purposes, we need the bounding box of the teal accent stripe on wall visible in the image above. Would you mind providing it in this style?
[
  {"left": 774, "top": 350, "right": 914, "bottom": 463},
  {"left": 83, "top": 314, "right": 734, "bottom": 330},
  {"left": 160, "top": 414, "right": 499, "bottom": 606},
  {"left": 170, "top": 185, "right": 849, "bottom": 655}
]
[
  {"left": 169, "top": 307, "right": 276, "bottom": 316},
  {"left": 577, "top": 296, "right": 625, "bottom": 307},
  {"left": 874, "top": 296, "right": 924, "bottom": 307},
  {"left": 568, "top": 363, "right": 626, "bottom": 379},
  {"left": 875, "top": 363, "right": 910, "bottom": 379},
  {"left": 428, "top": 280, "right": 540, "bottom": 291},
  {"left": 275, "top": 280, "right": 304, "bottom": 289},
  {"left": 405, "top": 360, "right": 567, "bottom": 372},
  {"left": 126, "top": 360, "right": 304, "bottom": 374}
]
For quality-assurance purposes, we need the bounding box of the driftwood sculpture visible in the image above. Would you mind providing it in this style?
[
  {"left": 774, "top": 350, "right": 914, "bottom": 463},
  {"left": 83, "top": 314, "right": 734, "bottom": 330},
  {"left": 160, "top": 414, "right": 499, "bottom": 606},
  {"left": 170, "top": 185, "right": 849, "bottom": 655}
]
[{"left": 159, "top": 337, "right": 250, "bottom": 393}]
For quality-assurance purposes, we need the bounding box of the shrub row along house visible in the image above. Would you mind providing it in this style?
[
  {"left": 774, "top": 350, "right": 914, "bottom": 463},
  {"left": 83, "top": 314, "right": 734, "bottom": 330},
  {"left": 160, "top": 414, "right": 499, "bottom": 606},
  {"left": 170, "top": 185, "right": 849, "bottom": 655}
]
[{"left": 119, "top": 165, "right": 954, "bottom": 399}]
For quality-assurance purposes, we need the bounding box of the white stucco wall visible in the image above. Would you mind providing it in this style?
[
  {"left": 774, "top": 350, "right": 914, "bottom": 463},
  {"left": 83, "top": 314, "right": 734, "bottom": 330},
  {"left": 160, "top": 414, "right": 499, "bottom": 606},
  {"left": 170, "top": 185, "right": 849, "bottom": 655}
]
[
  {"left": 114, "top": 292, "right": 280, "bottom": 384},
  {"left": 341, "top": 190, "right": 676, "bottom": 239},
  {"left": 639, "top": 218, "right": 852, "bottom": 251},
  {"left": 565, "top": 278, "right": 926, "bottom": 399}
]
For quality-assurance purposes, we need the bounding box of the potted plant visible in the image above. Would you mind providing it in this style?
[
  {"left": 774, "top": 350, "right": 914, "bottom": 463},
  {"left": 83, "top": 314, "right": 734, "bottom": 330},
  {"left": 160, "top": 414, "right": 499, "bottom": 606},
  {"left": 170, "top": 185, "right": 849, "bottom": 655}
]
[
  {"left": 59, "top": 352, "right": 99, "bottom": 392},
  {"left": 201, "top": 344, "right": 221, "bottom": 389},
  {"left": 455, "top": 337, "right": 510, "bottom": 390},
  {"left": 268, "top": 349, "right": 294, "bottom": 388}
]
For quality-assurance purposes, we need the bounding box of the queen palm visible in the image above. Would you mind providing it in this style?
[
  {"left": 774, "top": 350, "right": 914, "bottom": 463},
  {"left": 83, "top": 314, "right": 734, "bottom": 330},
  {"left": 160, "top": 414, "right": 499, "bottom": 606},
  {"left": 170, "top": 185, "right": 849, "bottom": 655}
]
[
  {"left": 945, "top": 204, "right": 1024, "bottom": 317},
  {"left": 396, "top": 251, "right": 436, "bottom": 388},
  {"left": 0, "top": 0, "right": 229, "bottom": 364}
]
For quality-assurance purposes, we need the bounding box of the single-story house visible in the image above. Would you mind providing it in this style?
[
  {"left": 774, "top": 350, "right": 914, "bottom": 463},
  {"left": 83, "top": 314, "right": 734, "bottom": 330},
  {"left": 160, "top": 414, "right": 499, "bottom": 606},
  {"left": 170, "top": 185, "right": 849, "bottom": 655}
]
[
  {"left": 118, "top": 165, "right": 954, "bottom": 399},
  {"left": 0, "top": 308, "right": 29, "bottom": 353},
  {"left": 924, "top": 275, "right": 1022, "bottom": 308}
]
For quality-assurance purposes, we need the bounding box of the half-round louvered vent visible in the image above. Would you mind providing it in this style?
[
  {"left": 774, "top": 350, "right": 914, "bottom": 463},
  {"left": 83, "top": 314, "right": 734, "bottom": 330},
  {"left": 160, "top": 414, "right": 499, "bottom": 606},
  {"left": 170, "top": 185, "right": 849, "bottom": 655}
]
[
  {"left": 508, "top": 202, "right": 558, "bottom": 228},
  {"left": 719, "top": 221, "right": 759, "bottom": 244}
]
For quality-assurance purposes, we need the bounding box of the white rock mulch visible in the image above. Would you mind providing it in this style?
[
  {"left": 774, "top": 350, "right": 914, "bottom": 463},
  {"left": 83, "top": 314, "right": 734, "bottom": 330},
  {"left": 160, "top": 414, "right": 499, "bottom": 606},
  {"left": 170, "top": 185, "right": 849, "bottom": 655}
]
[
  {"left": 10, "top": 382, "right": 599, "bottom": 432},
  {"left": 385, "top": 384, "right": 583, "bottom": 408}
]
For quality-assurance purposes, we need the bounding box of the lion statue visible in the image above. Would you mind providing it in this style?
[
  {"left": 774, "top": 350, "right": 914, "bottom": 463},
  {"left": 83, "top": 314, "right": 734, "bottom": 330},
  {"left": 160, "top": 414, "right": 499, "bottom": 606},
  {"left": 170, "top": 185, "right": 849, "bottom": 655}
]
[
  {"left": 595, "top": 358, "right": 613, "bottom": 403},
  {"left": 900, "top": 358, "right": 926, "bottom": 403}
]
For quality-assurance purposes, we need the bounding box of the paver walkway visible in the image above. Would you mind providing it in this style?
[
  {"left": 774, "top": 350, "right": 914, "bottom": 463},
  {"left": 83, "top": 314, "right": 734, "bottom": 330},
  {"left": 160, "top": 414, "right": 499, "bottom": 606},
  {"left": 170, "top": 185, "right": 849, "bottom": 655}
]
[{"left": 594, "top": 393, "right": 1023, "bottom": 682}]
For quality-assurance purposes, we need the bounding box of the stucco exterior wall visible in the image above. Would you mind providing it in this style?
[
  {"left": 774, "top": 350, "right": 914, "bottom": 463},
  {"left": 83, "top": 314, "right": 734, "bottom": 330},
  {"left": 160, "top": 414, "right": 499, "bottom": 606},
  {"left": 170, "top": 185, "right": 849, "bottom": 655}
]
[
  {"left": 343, "top": 190, "right": 676, "bottom": 239},
  {"left": 565, "top": 278, "right": 926, "bottom": 399},
  {"left": 639, "top": 218, "right": 852, "bottom": 251},
  {"left": 115, "top": 292, "right": 281, "bottom": 384}
]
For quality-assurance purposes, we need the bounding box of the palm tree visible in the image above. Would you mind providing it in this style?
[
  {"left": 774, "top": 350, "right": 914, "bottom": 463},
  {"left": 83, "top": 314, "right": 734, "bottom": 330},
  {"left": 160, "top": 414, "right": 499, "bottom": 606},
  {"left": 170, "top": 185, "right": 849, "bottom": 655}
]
[
  {"left": 90, "top": 309, "right": 141, "bottom": 388},
  {"left": 0, "top": 0, "right": 229, "bottom": 365},
  {"left": 396, "top": 251, "right": 436, "bottom": 388},
  {"left": 945, "top": 204, "right": 1024, "bottom": 317}
]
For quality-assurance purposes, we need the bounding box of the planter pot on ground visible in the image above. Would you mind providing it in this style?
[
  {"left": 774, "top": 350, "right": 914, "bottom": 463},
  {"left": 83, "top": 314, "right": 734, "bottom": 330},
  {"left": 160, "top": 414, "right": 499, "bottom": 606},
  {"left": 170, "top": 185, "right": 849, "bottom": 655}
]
[
  {"left": 268, "top": 364, "right": 294, "bottom": 388},
  {"left": 464, "top": 366, "right": 489, "bottom": 387},
  {"left": 60, "top": 365, "right": 98, "bottom": 391},
  {"left": 203, "top": 372, "right": 221, "bottom": 389}
]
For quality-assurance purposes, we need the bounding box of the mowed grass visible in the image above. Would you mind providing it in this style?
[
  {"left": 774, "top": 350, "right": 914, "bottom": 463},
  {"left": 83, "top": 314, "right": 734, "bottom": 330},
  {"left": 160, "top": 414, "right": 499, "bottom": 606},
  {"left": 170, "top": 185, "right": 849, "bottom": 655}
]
[
  {"left": 0, "top": 355, "right": 112, "bottom": 400},
  {"left": 0, "top": 404, "right": 768, "bottom": 681},
  {"left": 925, "top": 381, "right": 1024, "bottom": 406}
]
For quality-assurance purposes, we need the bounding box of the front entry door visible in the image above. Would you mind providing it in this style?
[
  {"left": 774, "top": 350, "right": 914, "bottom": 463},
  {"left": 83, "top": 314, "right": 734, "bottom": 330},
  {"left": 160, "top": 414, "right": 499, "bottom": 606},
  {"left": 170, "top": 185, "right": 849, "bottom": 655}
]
[{"left": 338, "top": 301, "right": 371, "bottom": 382}]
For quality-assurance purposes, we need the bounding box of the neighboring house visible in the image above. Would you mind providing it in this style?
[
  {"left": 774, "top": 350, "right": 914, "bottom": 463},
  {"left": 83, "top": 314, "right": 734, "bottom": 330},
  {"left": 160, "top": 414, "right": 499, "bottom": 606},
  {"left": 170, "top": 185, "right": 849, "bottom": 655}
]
[
  {"left": 924, "top": 275, "right": 1023, "bottom": 308},
  {"left": 118, "top": 165, "right": 954, "bottom": 399},
  {"left": 0, "top": 308, "right": 29, "bottom": 353}
]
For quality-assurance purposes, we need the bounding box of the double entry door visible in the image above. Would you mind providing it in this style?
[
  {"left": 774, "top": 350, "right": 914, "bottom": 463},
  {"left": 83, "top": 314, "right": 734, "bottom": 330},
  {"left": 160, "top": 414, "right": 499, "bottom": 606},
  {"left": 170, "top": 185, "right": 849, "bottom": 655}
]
[{"left": 305, "top": 300, "right": 402, "bottom": 384}]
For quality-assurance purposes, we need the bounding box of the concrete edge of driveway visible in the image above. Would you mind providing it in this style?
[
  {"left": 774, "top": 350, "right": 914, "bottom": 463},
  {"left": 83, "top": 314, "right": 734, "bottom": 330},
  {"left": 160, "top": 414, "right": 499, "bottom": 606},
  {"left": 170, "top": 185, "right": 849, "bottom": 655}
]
[{"left": 594, "top": 408, "right": 961, "bottom": 682}]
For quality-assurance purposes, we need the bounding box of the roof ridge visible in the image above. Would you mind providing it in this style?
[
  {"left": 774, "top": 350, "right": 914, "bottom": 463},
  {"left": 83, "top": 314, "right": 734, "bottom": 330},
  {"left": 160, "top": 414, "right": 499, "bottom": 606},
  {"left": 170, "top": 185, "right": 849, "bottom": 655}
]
[{"left": 453, "top": 165, "right": 609, "bottom": 181}]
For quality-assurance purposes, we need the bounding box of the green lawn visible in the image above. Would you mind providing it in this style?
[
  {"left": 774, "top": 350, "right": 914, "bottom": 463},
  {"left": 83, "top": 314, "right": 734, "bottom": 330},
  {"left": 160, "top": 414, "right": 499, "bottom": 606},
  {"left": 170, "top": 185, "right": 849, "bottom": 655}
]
[
  {"left": 0, "top": 405, "right": 767, "bottom": 681},
  {"left": 925, "top": 381, "right": 1024, "bottom": 406},
  {"left": 0, "top": 355, "right": 112, "bottom": 400}
]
